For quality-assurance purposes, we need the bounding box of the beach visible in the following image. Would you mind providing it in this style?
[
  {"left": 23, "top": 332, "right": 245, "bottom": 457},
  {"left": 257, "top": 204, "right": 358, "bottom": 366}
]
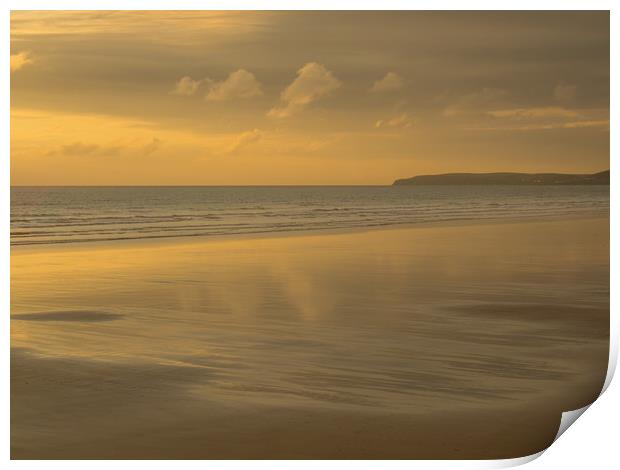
[{"left": 10, "top": 215, "right": 609, "bottom": 459}]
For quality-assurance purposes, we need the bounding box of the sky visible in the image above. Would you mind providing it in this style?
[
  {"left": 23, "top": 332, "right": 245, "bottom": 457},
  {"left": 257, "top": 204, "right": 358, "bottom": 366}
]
[{"left": 10, "top": 11, "right": 610, "bottom": 185}]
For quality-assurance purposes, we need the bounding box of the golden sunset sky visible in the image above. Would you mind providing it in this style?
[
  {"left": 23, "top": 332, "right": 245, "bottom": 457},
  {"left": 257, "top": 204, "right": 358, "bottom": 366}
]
[{"left": 10, "top": 11, "right": 610, "bottom": 185}]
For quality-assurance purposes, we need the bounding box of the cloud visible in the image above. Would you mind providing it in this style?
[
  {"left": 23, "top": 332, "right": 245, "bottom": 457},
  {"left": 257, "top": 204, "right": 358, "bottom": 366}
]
[
  {"left": 553, "top": 82, "right": 577, "bottom": 104},
  {"left": 59, "top": 142, "right": 99, "bottom": 156},
  {"left": 268, "top": 62, "right": 341, "bottom": 118},
  {"left": 560, "top": 119, "right": 608, "bottom": 129},
  {"left": 10, "top": 52, "right": 33, "bottom": 72},
  {"left": 474, "top": 120, "right": 609, "bottom": 131},
  {"left": 171, "top": 76, "right": 202, "bottom": 96},
  {"left": 227, "top": 129, "right": 263, "bottom": 154},
  {"left": 487, "top": 106, "right": 580, "bottom": 120},
  {"left": 375, "top": 112, "right": 413, "bottom": 129},
  {"left": 370, "top": 72, "right": 404, "bottom": 93},
  {"left": 47, "top": 141, "right": 121, "bottom": 157},
  {"left": 48, "top": 139, "right": 163, "bottom": 158},
  {"left": 205, "top": 69, "right": 263, "bottom": 101},
  {"left": 142, "top": 137, "right": 163, "bottom": 156},
  {"left": 443, "top": 88, "right": 508, "bottom": 117},
  {"left": 480, "top": 104, "right": 609, "bottom": 131}
]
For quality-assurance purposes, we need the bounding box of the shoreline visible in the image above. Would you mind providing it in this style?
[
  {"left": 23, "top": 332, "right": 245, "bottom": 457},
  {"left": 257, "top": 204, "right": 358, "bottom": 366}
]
[{"left": 10, "top": 210, "right": 610, "bottom": 253}]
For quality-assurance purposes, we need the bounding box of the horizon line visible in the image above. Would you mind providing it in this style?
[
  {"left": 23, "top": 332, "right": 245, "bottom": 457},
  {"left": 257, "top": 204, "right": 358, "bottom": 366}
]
[
  {"left": 10, "top": 169, "right": 610, "bottom": 188},
  {"left": 10, "top": 184, "right": 394, "bottom": 188}
]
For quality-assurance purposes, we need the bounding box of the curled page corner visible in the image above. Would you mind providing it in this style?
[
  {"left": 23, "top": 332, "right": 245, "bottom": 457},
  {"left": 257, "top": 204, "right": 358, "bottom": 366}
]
[
  {"left": 541, "top": 343, "right": 619, "bottom": 453},
  {"left": 601, "top": 338, "right": 618, "bottom": 394},
  {"left": 490, "top": 388, "right": 607, "bottom": 468},
  {"left": 547, "top": 342, "right": 619, "bottom": 444},
  {"left": 553, "top": 404, "right": 591, "bottom": 443},
  {"left": 487, "top": 405, "right": 592, "bottom": 469}
]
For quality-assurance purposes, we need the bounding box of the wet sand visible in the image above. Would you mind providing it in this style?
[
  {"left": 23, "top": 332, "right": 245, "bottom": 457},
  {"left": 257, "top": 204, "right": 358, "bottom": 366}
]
[{"left": 11, "top": 216, "right": 609, "bottom": 459}]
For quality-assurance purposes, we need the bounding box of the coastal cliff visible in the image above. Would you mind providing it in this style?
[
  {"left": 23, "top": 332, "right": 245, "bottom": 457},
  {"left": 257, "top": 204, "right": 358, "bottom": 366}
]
[{"left": 393, "top": 170, "right": 610, "bottom": 186}]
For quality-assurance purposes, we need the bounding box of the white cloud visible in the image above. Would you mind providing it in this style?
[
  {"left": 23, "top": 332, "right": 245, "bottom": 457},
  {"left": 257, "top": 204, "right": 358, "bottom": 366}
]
[
  {"left": 474, "top": 120, "right": 609, "bottom": 131},
  {"left": 480, "top": 104, "right": 609, "bottom": 131},
  {"left": 561, "top": 119, "right": 608, "bottom": 129},
  {"left": 205, "top": 69, "right": 263, "bottom": 101},
  {"left": 10, "top": 51, "right": 33, "bottom": 72},
  {"left": 268, "top": 62, "right": 341, "bottom": 118},
  {"left": 370, "top": 72, "right": 404, "bottom": 93},
  {"left": 375, "top": 112, "right": 413, "bottom": 129},
  {"left": 171, "top": 76, "right": 202, "bottom": 96},
  {"left": 487, "top": 107, "right": 580, "bottom": 120},
  {"left": 553, "top": 82, "right": 577, "bottom": 104},
  {"left": 227, "top": 129, "right": 263, "bottom": 154}
]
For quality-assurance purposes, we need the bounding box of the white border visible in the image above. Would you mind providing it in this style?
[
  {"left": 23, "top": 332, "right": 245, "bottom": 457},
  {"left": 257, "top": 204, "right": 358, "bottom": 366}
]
[
  {"left": 0, "top": 1, "right": 616, "bottom": 10},
  {"left": 2, "top": 1, "right": 616, "bottom": 468}
]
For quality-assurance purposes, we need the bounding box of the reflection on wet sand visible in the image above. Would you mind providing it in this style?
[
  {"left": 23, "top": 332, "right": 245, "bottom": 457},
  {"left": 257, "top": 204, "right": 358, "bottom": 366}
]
[
  {"left": 11, "top": 216, "right": 609, "bottom": 458},
  {"left": 11, "top": 311, "right": 124, "bottom": 322}
]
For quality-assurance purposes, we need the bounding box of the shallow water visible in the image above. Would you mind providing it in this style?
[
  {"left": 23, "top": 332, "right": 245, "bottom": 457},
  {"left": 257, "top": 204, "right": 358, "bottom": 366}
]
[{"left": 11, "top": 185, "right": 609, "bottom": 245}]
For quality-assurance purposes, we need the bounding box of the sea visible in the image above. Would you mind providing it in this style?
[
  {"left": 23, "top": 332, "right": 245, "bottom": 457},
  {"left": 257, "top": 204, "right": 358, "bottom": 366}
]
[{"left": 11, "top": 185, "right": 610, "bottom": 246}]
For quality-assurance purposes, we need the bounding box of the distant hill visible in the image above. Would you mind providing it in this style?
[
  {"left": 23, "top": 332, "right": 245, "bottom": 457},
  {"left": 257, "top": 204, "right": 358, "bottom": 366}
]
[{"left": 393, "top": 170, "right": 610, "bottom": 186}]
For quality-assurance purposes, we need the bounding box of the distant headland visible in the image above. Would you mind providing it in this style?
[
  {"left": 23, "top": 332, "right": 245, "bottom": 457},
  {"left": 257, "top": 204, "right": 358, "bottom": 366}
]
[{"left": 393, "top": 170, "right": 610, "bottom": 186}]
